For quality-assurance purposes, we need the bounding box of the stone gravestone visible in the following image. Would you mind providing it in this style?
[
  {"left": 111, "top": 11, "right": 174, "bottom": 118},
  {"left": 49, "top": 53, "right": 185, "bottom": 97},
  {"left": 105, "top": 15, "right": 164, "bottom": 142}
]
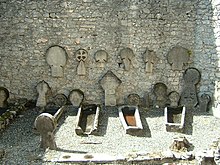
[
  {"left": 100, "top": 70, "right": 122, "bottom": 106},
  {"left": 180, "top": 68, "right": 201, "bottom": 108},
  {"left": 36, "top": 80, "right": 51, "bottom": 108},
  {"left": 119, "top": 48, "right": 135, "bottom": 71},
  {"left": 34, "top": 113, "right": 57, "bottom": 150},
  {"left": 127, "top": 93, "right": 141, "bottom": 106},
  {"left": 0, "top": 87, "right": 9, "bottom": 108},
  {"left": 94, "top": 50, "right": 108, "bottom": 68},
  {"left": 153, "top": 82, "right": 168, "bottom": 108},
  {"left": 76, "top": 48, "right": 88, "bottom": 76},
  {"left": 199, "top": 93, "right": 211, "bottom": 112},
  {"left": 69, "top": 89, "right": 84, "bottom": 107},
  {"left": 144, "top": 48, "right": 156, "bottom": 73},
  {"left": 46, "top": 45, "right": 67, "bottom": 77},
  {"left": 168, "top": 91, "right": 180, "bottom": 107},
  {"left": 167, "top": 46, "right": 189, "bottom": 71},
  {"left": 54, "top": 89, "right": 70, "bottom": 107}
]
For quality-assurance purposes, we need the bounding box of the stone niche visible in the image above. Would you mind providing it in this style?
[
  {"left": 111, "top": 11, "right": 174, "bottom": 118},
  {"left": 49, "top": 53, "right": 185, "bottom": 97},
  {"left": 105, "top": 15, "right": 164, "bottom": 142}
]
[
  {"left": 100, "top": 70, "right": 122, "bottom": 106},
  {"left": 167, "top": 46, "right": 190, "bottom": 71},
  {"left": 46, "top": 45, "right": 67, "bottom": 78}
]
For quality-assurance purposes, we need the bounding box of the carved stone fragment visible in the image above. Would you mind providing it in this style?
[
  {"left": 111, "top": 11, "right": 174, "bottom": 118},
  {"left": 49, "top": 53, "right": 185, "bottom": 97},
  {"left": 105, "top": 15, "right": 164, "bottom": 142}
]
[
  {"left": 76, "top": 48, "right": 88, "bottom": 76},
  {"left": 36, "top": 80, "right": 51, "bottom": 108},
  {"left": 69, "top": 89, "right": 84, "bottom": 107},
  {"left": 94, "top": 50, "right": 108, "bottom": 68},
  {"left": 153, "top": 82, "right": 168, "bottom": 108},
  {"left": 100, "top": 70, "right": 122, "bottom": 106},
  {"left": 180, "top": 68, "right": 201, "bottom": 108},
  {"left": 0, "top": 87, "right": 9, "bottom": 108},
  {"left": 199, "top": 93, "right": 211, "bottom": 112},
  {"left": 46, "top": 46, "right": 67, "bottom": 77},
  {"left": 54, "top": 89, "right": 70, "bottom": 107},
  {"left": 144, "top": 49, "right": 156, "bottom": 73},
  {"left": 167, "top": 46, "right": 189, "bottom": 71},
  {"left": 170, "top": 136, "right": 191, "bottom": 152},
  {"left": 120, "top": 48, "right": 135, "bottom": 71}
]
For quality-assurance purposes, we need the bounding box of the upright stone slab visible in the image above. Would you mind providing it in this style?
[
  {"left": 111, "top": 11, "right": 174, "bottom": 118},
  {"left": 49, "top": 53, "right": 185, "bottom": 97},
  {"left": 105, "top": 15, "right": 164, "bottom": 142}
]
[
  {"left": 100, "top": 70, "right": 122, "bottom": 106},
  {"left": 34, "top": 113, "right": 57, "bottom": 150},
  {"left": 36, "top": 80, "right": 50, "bottom": 108},
  {"left": 69, "top": 89, "right": 84, "bottom": 107},
  {"left": 180, "top": 68, "right": 201, "bottom": 108},
  {"left": 46, "top": 46, "right": 67, "bottom": 77},
  {"left": 76, "top": 49, "right": 88, "bottom": 76},
  {"left": 127, "top": 93, "right": 141, "bottom": 106},
  {"left": 153, "top": 82, "right": 168, "bottom": 108},
  {"left": 168, "top": 91, "right": 180, "bottom": 107},
  {"left": 167, "top": 46, "right": 189, "bottom": 71},
  {"left": 119, "top": 48, "right": 135, "bottom": 71},
  {"left": 144, "top": 49, "right": 156, "bottom": 73},
  {"left": 199, "top": 93, "right": 211, "bottom": 112},
  {"left": 94, "top": 50, "right": 108, "bottom": 68},
  {"left": 0, "top": 87, "right": 9, "bottom": 108}
]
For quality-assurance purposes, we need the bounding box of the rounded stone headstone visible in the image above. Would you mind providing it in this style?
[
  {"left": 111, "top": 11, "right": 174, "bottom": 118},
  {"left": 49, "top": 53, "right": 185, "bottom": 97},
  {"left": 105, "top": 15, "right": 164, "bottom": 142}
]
[
  {"left": 127, "top": 93, "right": 141, "bottom": 106},
  {"left": 0, "top": 87, "right": 9, "bottom": 108},
  {"left": 69, "top": 89, "right": 84, "bottom": 107}
]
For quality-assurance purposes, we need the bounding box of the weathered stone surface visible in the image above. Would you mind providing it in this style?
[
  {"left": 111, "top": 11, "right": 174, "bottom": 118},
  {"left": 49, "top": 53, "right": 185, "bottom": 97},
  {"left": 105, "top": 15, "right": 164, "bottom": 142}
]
[
  {"left": 119, "top": 48, "right": 135, "bottom": 71},
  {"left": 153, "top": 82, "right": 168, "bottom": 108},
  {"left": 167, "top": 46, "right": 189, "bottom": 71},
  {"left": 76, "top": 49, "right": 88, "bottom": 76},
  {"left": 168, "top": 91, "right": 180, "bottom": 107},
  {"left": 144, "top": 49, "right": 156, "bottom": 73},
  {"left": 36, "top": 80, "right": 51, "bottom": 108},
  {"left": 46, "top": 46, "right": 67, "bottom": 78},
  {"left": 169, "top": 136, "right": 191, "bottom": 152},
  {"left": 34, "top": 113, "right": 57, "bottom": 150},
  {"left": 94, "top": 50, "right": 108, "bottom": 68},
  {"left": 100, "top": 70, "right": 122, "bottom": 106},
  {"left": 69, "top": 89, "right": 84, "bottom": 107},
  {"left": 180, "top": 68, "right": 201, "bottom": 108},
  {"left": 199, "top": 93, "right": 211, "bottom": 112},
  {"left": 127, "top": 93, "right": 141, "bottom": 106}
]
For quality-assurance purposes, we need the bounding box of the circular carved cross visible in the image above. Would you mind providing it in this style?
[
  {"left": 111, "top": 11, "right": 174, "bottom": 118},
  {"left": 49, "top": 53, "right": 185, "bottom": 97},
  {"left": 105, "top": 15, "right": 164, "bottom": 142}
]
[{"left": 76, "top": 49, "right": 88, "bottom": 62}]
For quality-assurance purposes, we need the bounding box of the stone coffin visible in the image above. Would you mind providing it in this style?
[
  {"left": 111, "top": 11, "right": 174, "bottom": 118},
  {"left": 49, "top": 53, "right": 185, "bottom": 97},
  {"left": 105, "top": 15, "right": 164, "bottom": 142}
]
[
  {"left": 164, "top": 106, "right": 186, "bottom": 132},
  {"left": 118, "top": 105, "right": 143, "bottom": 134},
  {"left": 75, "top": 104, "right": 100, "bottom": 135}
]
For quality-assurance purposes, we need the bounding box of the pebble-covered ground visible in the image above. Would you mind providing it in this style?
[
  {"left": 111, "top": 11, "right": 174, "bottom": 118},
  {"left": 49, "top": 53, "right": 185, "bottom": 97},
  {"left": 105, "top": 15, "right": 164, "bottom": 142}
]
[{"left": 0, "top": 105, "right": 220, "bottom": 164}]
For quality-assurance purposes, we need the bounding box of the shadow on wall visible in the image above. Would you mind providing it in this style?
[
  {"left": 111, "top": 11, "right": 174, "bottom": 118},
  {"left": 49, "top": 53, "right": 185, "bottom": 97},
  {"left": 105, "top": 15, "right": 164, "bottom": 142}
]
[{"left": 193, "top": 0, "right": 219, "bottom": 114}]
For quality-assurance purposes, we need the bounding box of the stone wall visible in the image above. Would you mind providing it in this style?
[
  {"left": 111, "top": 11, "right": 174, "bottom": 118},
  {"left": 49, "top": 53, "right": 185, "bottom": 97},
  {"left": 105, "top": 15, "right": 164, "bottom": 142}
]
[{"left": 0, "top": 0, "right": 219, "bottom": 107}]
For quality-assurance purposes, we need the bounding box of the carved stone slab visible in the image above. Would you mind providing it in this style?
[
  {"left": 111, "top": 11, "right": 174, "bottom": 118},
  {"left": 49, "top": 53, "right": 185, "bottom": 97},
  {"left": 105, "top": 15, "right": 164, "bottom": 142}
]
[
  {"left": 34, "top": 113, "right": 57, "bottom": 150},
  {"left": 167, "top": 46, "right": 189, "bottom": 71},
  {"left": 36, "top": 80, "right": 50, "bottom": 108},
  {"left": 0, "top": 87, "right": 9, "bottom": 108},
  {"left": 144, "top": 49, "right": 156, "bottom": 73},
  {"left": 100, "top": 70, "right": 122, "bottom": 106},
  {"left": 46, "top": 46, "right": 67, "bottom": 77},
  {"left": 169, "top": 136, "right": 190, "bottom": 152},
  {"left": 94, "top": 50, "right": 108, "bottom": 68},
  {"left": 69, "top": 89, "right": 84, "bottom": 107},
  {"left": 119, "top": 48, "right": 135, "bottom": 71},
  {"left": 180, "top": 68, "right": 201, "bottom": 108},
  {"left": 76, "top": 49, "right": 87, "bottom": 76},
  {"left": 153, "top": 82, "right": 168, "bottom": 108},
  {"left": 199, "top": 93, "right": 211, "bottom": 112},
  {"left": 168, "top": 91, "right": 180, "bottom": 107}
]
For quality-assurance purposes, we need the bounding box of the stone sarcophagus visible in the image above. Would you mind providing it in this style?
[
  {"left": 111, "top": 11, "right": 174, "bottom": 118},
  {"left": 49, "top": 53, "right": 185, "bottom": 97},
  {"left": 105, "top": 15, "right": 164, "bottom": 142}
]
[
  {"left": 75, "top": 104, "right": 100, "bottom": 135},
  {"left": 118, "top": 105, "right": 143, "bottom": 134},
  {"left": 165, "top": 106, "right": 186, "bottom": 132}
]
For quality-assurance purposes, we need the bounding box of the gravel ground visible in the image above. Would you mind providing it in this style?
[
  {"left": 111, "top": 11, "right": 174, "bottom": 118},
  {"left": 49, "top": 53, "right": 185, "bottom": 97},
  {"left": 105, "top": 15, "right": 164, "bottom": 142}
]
[{"left": 0, "top": 105, "right": 220, "bottom": 164}]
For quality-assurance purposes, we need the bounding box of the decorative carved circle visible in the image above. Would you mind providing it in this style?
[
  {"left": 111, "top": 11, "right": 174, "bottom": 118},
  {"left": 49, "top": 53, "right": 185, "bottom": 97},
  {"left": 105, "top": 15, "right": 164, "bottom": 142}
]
[{"left": 76, "top": 49, "right": 88, "bottom": 62}]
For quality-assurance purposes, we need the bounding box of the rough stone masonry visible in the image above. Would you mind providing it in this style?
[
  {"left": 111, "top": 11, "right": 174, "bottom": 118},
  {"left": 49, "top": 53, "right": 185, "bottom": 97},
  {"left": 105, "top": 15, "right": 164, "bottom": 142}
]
[{"left": 0, "top": 0, "right": 219, "bottom": 111}]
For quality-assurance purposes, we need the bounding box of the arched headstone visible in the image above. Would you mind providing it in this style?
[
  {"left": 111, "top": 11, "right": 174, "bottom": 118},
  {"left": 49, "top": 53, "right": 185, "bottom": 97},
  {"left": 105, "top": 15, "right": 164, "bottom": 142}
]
[
  {"left": 119, "top": 48, "right": 135, "bottom": 71},
  {"left": 69, "top": 89, "right": 84, "bottom": 107},
  {"left": 153, "top": 82, "right": 168, "bottom": 108}
]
